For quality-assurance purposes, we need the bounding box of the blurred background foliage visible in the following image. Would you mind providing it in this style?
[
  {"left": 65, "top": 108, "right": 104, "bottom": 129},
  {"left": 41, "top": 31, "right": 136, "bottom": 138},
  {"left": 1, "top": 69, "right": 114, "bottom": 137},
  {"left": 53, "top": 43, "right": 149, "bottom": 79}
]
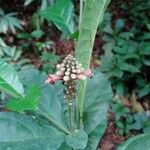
[{"left": 0, "top": 0, "right": 150, "bottom": 138}]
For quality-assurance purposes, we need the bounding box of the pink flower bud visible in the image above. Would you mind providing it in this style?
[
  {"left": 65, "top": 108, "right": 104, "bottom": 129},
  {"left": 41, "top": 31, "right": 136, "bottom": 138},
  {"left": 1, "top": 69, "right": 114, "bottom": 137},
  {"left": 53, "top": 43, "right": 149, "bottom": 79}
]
[
  {"left": 81, "top": 69, "right": 93, "bottom": 78},
  {"left": 77, "top": 74, "right": 86, "bottom": 80},
  {"left": 45, "top": 74, "right": 62, "bottom": 84}
]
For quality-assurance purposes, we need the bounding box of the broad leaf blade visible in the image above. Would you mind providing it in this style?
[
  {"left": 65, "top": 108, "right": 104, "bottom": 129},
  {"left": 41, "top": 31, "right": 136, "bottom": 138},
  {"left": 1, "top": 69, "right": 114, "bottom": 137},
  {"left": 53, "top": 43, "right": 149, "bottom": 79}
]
[
  {"left": 117, "top": 134, "right": 150, "bottom": 150},
  {"left": 0, "top": 59, "right": 24, "bottom": 98},
  {"left": 66, "top": 129, "right": 88, "bottom": 149},
  {"left": 40, "top": 0, "right": 74, "bottom": 34},
  {"left": 84, "top": 71, "right": 113, "bottom": 149},
  {"left": 0, "top": 112, "right": 64, "bottom": 149},
  {"left": 18, "top": 69, "right": 65, "bottom": 126},
  {"left": 6, "top": 85, "right": 40, "bottom": 112}
]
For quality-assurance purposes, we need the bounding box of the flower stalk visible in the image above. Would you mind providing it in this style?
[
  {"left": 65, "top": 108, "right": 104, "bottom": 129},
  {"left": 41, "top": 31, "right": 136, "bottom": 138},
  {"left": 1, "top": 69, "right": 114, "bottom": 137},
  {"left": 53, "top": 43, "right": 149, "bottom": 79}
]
[{"left": 45, "top": 54, "right": 92, "bottom": 132}]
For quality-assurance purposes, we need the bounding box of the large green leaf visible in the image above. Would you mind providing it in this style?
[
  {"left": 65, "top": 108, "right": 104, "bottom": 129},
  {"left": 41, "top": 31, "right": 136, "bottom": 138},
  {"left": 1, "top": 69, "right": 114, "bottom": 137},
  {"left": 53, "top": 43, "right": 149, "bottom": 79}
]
[
  {"left": 117, "top": 134, "right": 150, "bottom": 150},
  {"left": 0, "top": 112, "right": 64, "bottom": 149},
  {"left": 6, "top": 85, "right": 40, "bottom": 112},
  {"left": 66, "top": 129, "right": 88, "bottom": 149},
  {"left": 55, "top": 71, "right": 113, "bottom": 149},
  {"left": 76, "top": 0, "right": 110, "bottom": 68},
  {"left": 18, "top": 69, "right": 66, "bottom": 127},
  {"left": 40, "top": 0, "right": 74, "bottom": 34},
  {"left": 0, "top": 59, "right": 24, "bottom": 98},
  {"left": 83, "top": 71, "right": 113, "bottom": 149},
  {"left": 75, "top": 0, "right": 110, "bottom": 120}
]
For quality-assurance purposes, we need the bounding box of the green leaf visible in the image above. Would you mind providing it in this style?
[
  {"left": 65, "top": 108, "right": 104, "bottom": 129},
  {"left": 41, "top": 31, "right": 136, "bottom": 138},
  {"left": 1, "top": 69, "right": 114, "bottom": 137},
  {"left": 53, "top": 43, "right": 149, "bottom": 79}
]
[
  {"left": 31, "top": 29, "right": 44, "bottom": 38},
  {"left": 75, "top": 0, "right": 110, "bottom": 126},
  {"left": 119, "top": 32, "right": 133, "bottom": 40},
  {"left": 117, "top": 54, "right": 142, "bottom": 73},
  {"left": 143, "top": 127, "right": 150, "bottom": 133},
  {"left": 0, "top": 59, "right": 24, "bottom": 98},
  {"left": 115, "top": 19, "right": 125, "bottom": 32},
  {"left": 117, "top": 134, "right": 150, "bottom": 150},
  {"left": 0, "top": 12, "right": 22, "bottom": 34},
  {"left": 6, "top": 85, "right": 40, "bottom": 112},
  {"left": 70, "top": 31, "right": 79, "bottom": 40},
  {"left": 0, "top": 112, "right": 64, "bottom": 149},
  {"left": 138, "top": 84, "right": 150, "bottom": 98},
  {"left": 116, "top": 121, "right": 125, "bottom": 129},
  {"left": 17, "top": 32, "right": 31, "bottom": 39},
  {"left": 105, "top": 67, "right": 123, "bottom": 78},
  {"left": 113, "top": 45, "right": 127, "bottom": 55},
  {"left": 132, "top": 122, "right": 143, "bottom": 130},
  {"left": 40, "top": 0, "right": 74, "bottom": 34},
  {"left": 0, "top": 37, "right": 7, "bottom": 47},
  {"left": 115, "top": 82, "right": 126, "bottom": 96},
  {"left": 134, "top": 112, "right": 148, "bottom": 123},
  {"left": 140, "top": 33, "right": 150, "bottom": 40},
  {"left": 103, "top": 41, "right": 115, "bottom": 51},
  {"left": 18, "top": 69, "right": 66, "bottom": 127},
  {"left": 100, "top": 51, "right": 116, "bottom": 72},
  {"left": 66, "top": 129, "right": 88, "bottom": 149},
  {"left": 24, "top": 0, "right": 34, "bottom": 6},
  {"left": 83, "top": 71, "right": 113, "bottom": 149},
  {"left": 140, "top": 42, "right": 150, "bottom": 66},
  {"left": 58, "top": 142, "right": 72, "bottom": 150}
]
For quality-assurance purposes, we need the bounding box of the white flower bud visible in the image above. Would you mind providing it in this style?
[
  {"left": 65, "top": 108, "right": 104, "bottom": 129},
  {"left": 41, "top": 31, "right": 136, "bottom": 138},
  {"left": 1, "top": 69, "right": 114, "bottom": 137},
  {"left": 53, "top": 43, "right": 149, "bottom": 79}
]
[
  {"left": 66, "top": 64, "right": 70, "bottom": 68},
  {"left": 61, "top": 63, "right": 65, "bottom": 67},
  {"left": 71, "top": 62, "right": 75, "bottom": 65},
  {"left": 68, "top": 54, "right": 73, "bottom": 58},
  {"left": 65, "top": 71, "right": 70, "bottom": 76},
  {"left": 56, "top": 64, "right": 61, "bottom": 69},
  {"left": 63, "top": 60, "right": 66, "bottom": 63},
  {"left": 71, "top": 74, "right": 76, "bottom": 79},
  {"left": 72, "top": 69, "right": 76, "bottom": 73},
  {"left": 67, "top": 68, "right": 71, "bottom": 71},
  {"left": 69, "top": 102, "right": 72, "bottom": 106},
  {"left": 76, "top": 69, "right": 81, "bottom": 74},
  {"left": 56, "top": 71, "right": 63, "bottom": 76},
  {"left": 66, "top": 91, "right": 69, "bottom": 94},
  {"left": 76, "top": 65, "right": 81, "bottom": 69},
  {"left": 60, "top": 68, "right": 66, "bottom": 72},
  {"left": 63, "top": 76, "right": 70, "bottom": 81}
]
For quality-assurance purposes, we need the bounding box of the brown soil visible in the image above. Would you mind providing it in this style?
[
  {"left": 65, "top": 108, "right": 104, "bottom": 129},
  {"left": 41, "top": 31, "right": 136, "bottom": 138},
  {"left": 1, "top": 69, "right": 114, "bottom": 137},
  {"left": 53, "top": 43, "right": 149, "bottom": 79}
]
[{"left": 99, "top": 112, "right": 130, "bottom": 150}]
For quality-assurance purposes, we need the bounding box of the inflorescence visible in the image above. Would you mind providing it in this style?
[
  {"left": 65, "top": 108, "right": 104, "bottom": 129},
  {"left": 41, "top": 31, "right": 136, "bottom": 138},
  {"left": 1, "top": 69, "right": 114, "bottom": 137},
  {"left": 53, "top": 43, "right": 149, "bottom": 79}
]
[{"left": 45, "top": 54, "right": 92, "bottom": 103}]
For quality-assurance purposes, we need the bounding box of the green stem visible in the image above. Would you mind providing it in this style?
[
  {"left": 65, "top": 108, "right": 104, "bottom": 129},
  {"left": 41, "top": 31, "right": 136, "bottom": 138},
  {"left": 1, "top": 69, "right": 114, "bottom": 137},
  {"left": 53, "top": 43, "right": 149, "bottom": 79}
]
[
  {"left": 79, "top": 0, "right": 83, "bottom": 29},
  {"left": 68, "top": 102, "right": 73, "bottom": 132},
  {"left": 80, "top": 116, "right": 84, "bottom": 129},
  {"left": 75, "top": 98, "right": 79, "bottom": 128},
  {"left": 37, "top": 110, "right": 70, "bottom": 135}
]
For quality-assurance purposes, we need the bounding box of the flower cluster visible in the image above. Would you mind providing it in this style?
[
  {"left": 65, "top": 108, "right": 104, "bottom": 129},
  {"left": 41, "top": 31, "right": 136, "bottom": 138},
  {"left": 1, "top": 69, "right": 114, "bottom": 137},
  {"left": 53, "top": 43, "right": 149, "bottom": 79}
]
[{"left": 45, "top": 54, "right": 92, "bottom": 101}]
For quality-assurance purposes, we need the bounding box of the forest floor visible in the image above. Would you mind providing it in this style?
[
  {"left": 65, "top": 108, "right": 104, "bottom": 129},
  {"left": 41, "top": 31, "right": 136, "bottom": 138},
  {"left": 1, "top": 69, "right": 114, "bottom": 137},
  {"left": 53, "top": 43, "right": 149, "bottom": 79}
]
[
  {"left": 99, "top": 112, "right": 129, "bottom": 150},
  {"left": 1, "top": 0, "right": 146, "bottom": 149}
]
